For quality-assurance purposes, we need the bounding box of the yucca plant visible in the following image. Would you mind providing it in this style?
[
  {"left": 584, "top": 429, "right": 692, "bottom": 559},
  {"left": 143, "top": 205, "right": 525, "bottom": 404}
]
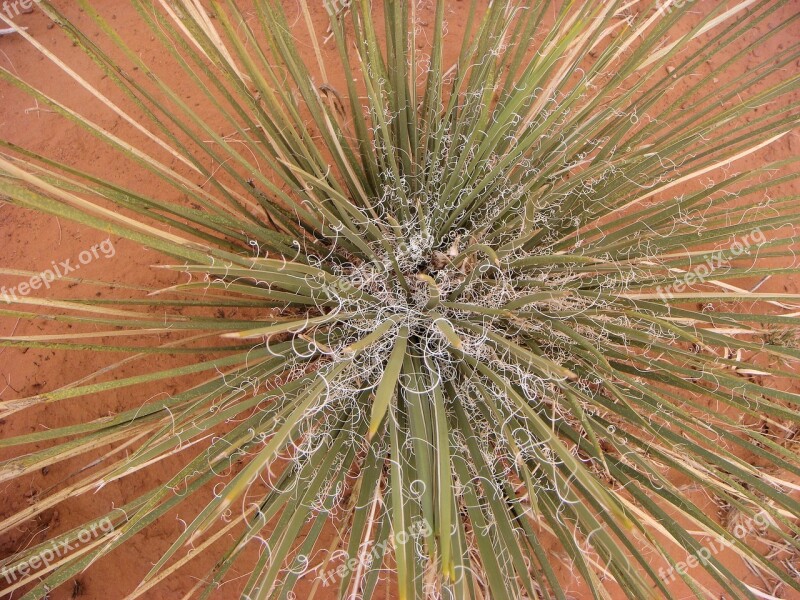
[{"left": 0, "top": 0, "right": 798, "bottom": 598}]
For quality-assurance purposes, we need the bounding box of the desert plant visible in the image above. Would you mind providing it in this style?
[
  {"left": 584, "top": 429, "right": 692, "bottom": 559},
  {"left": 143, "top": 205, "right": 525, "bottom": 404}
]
[{"left": 0, "top": 0, "right": 798, "bottom": 598}]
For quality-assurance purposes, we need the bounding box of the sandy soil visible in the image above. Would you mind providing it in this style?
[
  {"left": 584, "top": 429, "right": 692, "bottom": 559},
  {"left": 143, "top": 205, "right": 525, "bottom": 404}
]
[{"left": 0, "top": 1, "right": 798, "bottom": 599}]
